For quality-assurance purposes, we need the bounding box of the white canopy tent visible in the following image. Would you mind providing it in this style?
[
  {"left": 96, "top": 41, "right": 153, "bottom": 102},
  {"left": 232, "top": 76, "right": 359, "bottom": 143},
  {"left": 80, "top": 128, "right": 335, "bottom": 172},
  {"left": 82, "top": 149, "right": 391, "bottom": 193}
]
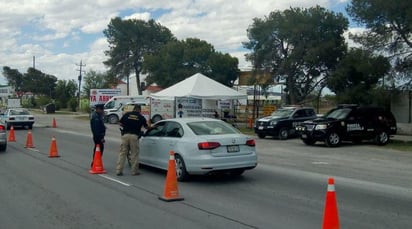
[{"left": 150, "top": 73, "right": 246, "bottom": 100}]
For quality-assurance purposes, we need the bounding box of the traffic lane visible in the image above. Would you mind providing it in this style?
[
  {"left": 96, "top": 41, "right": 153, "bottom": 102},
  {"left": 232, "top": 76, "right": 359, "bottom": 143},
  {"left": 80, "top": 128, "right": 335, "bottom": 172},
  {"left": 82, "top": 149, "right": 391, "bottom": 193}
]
[
  {"left": 255, "top": 137, "right": 412, "bottom": 189},
  {"left": 21, "top": 127, "right": 412, "bottom": 228},
  {"left": 1, "top": 130, "right": 256, "bottom": 229}
]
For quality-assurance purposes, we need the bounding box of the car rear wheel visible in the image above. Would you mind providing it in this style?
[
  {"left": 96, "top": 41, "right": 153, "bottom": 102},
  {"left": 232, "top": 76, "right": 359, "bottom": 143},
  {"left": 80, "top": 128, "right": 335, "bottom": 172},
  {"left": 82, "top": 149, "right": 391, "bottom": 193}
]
[
  {"left": 175, "top": 154, "right": 189, "bottom": 182},
  {"left": 302, "top": 138, "right": 316, "bottom": 145},
  {"left": 257, "top": 133, "right": 266, "bottom": 139},
  {"left": 375, "top": 130, "right": 389, "bottom": 145},
  {"left": 108, "top": 115, "right": 119, "bottom": 124},
  {"left": 325, "top": 132, "right": 341, "bottom": 147},
  {"left": 278, "top": 128, "right": 289, "bottom": 140}
]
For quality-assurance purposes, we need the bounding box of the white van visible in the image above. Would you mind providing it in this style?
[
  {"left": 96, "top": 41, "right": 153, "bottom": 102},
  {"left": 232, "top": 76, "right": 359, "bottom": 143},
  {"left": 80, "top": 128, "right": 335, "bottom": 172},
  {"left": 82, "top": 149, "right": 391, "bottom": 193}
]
[
  {"left": 104, "top": 96, "right": 148, "bottom": 124},
  {"left": 104, "top": 96, "right": 147, "bottom": 110}
]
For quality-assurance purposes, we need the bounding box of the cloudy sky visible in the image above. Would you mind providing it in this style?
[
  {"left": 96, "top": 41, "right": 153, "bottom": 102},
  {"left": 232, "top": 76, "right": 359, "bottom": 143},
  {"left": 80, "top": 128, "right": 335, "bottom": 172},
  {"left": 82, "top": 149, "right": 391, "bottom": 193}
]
[{"left": 0, "top": 0, "right": 354, "bottom": 84}]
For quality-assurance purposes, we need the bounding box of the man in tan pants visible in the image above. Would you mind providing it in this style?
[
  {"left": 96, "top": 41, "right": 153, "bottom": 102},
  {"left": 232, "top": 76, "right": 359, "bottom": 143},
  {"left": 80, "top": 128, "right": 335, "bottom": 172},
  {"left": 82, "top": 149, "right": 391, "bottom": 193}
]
[{"left": 116, "top": 105, "right": 148, "bottom": 176}]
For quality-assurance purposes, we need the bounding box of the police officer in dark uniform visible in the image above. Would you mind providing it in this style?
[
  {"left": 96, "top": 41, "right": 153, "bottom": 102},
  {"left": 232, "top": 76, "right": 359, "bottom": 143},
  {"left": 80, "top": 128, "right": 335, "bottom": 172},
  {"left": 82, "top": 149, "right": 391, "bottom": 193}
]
[
  {"left": 90, "top": 104, "right": 106, "bottom": 166},
  {"left": 116, "top": 104, "right": 148, "bottom": 176}
]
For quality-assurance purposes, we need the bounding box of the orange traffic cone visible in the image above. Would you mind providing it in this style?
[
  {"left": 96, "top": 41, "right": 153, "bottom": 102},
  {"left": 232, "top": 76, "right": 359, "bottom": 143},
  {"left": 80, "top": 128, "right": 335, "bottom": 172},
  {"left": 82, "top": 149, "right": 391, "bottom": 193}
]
[
  {"left": 48, "top": 136, "right": 60, "bottom": 158},
  {"left": 89, "top": 144, "right": 106, "bottom": 174},
  {"left": 8, "top": 126, "right": 16, "bottom": 142},
  {"left": 52, "top": 118, "right": 57, "bottom": 128},
  {"left": 322, "top": 177, "right": 340, "bottom": 229},
  {"left": 25, "top": 130, "right": 34, "bottom": 148},
  {"left": 159, "top": 151, "right": 184, "bottom": 202}
]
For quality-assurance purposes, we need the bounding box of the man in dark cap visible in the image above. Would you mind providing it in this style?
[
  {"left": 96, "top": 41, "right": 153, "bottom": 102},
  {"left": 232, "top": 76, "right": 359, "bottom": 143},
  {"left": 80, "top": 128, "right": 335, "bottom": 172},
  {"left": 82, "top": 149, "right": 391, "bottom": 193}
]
[
  {"left": 116, "top": 104, "right": 148, "bottom": 176},
  {"left": 90, "top": 103, "right": 106, "bottom": 166}
]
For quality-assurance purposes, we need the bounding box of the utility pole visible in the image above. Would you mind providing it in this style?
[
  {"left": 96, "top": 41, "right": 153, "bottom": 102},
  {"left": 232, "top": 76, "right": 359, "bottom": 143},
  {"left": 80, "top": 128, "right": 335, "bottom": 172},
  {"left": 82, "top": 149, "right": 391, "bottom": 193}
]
[{"left": 76, "top": 60, "right": 86, "bottom": 111}]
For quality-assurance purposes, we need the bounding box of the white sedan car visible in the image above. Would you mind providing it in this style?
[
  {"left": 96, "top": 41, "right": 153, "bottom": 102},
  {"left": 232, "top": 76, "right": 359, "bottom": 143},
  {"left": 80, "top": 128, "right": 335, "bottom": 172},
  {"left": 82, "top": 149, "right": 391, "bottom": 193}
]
[
  {"left": 1, "top": 108, "right": 35, "bottom": 129},
  {"left": 139, "top": 118, "right": 258, "bottom": 181}
]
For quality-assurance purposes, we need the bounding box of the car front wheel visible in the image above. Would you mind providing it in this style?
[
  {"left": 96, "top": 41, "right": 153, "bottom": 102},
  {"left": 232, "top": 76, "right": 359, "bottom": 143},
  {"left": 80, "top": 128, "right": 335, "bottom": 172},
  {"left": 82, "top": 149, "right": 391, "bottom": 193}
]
[
  {"left": 175, "top": 154, "right": 189, "bottom": 182},
  {"left": 278, "top": 128, "right": 289, "bottom": 140},
  {"left": 325, "top": 132, "right": 341, "bottom": 147},
  {"left": 108, "top": 115, "right": 119, "bottom": 124},
  {"left": 375, "top": 130, "right": 389, "bottom": 145}
]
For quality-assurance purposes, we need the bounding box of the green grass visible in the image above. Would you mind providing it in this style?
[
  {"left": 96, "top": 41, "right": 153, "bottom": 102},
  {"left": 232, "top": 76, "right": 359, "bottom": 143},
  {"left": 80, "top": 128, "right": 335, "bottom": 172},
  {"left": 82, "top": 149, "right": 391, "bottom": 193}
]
[
  {"left": 386, "top": 140, "right": 412, "bottom": 152},
  {"left": 238, "top": 126, "right": 255, "bottom": 136}
]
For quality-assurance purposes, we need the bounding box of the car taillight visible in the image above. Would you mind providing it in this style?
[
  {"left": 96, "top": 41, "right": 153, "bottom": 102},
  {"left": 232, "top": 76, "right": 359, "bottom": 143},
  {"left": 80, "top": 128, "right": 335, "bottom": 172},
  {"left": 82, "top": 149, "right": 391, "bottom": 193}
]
[
  {"left": 246, "top": 139, "right": 256, "bottom": 147},
  {"left": 198, "top": 142, "right": 221, "bottom": 150},
  {"left": 0, "top": 125, "right": 5, "bottom": 131}
]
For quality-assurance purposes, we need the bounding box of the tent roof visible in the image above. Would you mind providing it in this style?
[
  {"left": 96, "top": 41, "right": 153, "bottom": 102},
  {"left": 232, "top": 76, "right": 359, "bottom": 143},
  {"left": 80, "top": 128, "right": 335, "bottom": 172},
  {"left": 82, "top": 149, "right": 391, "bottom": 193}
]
[{"left": 150, "top": 73, "right": 246, "bottom": 100}]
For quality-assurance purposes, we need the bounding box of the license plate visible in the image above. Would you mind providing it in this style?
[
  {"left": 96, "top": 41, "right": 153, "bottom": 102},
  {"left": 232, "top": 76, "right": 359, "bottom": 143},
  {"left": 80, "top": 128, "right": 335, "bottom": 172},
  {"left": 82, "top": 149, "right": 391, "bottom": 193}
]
[
  {"left": 227, "top": 145, "right": 240, "bottom": 153},
  {"left": 258, "top": 126, "right": 264, "bottom": 130},
  {"left": 301, "top": 134, "right": 307, "bottom": 139}
]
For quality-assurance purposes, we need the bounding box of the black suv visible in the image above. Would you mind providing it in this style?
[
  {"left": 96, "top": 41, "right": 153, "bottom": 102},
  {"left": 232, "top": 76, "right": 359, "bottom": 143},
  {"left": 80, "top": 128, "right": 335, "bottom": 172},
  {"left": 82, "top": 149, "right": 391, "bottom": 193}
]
[
  {"left": 255, "top": 106, "right": 317, "bottom": 139},
  {"left": 296, "top": 105, "right": 397, "bottom": 147}
]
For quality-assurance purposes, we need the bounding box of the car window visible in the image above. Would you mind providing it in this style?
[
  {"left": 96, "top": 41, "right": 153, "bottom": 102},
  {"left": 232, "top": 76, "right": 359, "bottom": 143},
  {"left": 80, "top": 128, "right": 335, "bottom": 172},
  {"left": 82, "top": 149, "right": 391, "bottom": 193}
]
[
  {"left": 145, "top": 122, "right": 167, "bottom": 137},
  {"left": 293, "top": 109, "right": 306, "bottom": 118},
  {"left": 325, "top": 108, "right": 351, "bottom": 120},
  {"left": 306, "top": 109, "right": 316, "bottom": 117},
  {"left": 188, "top": 121, "right": 240, "bottom": 135},
  {"left": 10, "top": 110, "right": 30, "bottom": 115},
  {"left": 164, "top": 122, "right": 184, "bottom": 138}
]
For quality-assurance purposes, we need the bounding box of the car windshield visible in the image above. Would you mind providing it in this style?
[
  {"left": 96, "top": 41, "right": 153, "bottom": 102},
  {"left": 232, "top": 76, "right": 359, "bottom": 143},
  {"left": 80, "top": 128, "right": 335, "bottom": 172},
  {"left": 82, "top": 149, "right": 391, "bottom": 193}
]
[
  {"left": 10, "top": 110, "right": 30, "bottom": 115},
  {"left": 187, "top": 121, "right": 240, "bottom": 135},
  {"left": 325, "top": 108, "right": 351, "bottom": 120},
  {"left": 270, "top": 109, "right": 294, "bottom": 118}
]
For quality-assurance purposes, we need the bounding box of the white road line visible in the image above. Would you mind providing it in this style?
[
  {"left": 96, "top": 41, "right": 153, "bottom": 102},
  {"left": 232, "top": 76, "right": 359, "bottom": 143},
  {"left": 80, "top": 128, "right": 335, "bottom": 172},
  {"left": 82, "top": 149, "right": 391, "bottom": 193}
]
[
  {"left": 26, "top": 148, "right": 40, "bottom": 152},
  {"left": 311, "top": 161, "right": 329, "bottom": 165},
  {"left": 98, "top": 174, "right": 131, "bottom": 187}
]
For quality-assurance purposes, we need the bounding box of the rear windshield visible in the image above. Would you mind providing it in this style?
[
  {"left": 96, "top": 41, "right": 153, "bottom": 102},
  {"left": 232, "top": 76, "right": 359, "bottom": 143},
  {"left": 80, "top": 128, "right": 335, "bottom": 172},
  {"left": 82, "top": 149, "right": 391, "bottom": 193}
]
[
  {"left": 10, "top": 110, "right": 30, "bottom": 115},
  {"left": 187, "top": 121, "right": 240, "bottom": 135}
]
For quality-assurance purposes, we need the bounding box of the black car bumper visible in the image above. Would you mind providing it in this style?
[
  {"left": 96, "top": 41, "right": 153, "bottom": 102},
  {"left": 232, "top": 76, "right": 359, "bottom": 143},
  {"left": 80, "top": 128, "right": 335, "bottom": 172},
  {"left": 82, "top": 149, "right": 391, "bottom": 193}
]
[{"left": 254, "top": 126, "right": 280, "bottom": 136}]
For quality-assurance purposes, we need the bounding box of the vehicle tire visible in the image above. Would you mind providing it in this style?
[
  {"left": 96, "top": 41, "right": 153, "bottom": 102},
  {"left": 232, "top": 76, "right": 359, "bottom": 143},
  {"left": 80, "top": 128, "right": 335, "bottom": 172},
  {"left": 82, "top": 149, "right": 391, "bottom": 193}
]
[
  {"left": 28, "top": 124, "right": 33, "bottom": 130},
  {"left": 325, "top": 132, "right": 341, "bottom": 147},
  {"left": 5, "top": 122, "right": 10, "bottom": 130},
  {"left": 278, "top": 128, "right": 289, "bottom": 140},
  {"left": 0, "top": 143, "right": 7, "bottom": 151},
  {"left": 257, "top": 133, "right": 266, "bottom": 139},
  {"left": 108, "top": 115, "right": 119, "bottom": 124},
  {"left": 151, "top": 115, "right": 162, "bottom": 124},
  {"left": 302, "top": 138, "right": 316, "bottom": 146},
  {"left": 375, "top": 130, "right": 389, "bottom": 146},
  {"left": 175, "top": 154, "right": 189, "bottom": 182}
]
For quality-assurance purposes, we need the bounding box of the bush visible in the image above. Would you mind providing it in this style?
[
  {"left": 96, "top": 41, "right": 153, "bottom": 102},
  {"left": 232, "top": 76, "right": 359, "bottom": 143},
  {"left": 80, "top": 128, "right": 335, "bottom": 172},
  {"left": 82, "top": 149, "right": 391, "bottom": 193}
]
[{"left": 68, "top": 98, "right": 78, "bottom": 112}]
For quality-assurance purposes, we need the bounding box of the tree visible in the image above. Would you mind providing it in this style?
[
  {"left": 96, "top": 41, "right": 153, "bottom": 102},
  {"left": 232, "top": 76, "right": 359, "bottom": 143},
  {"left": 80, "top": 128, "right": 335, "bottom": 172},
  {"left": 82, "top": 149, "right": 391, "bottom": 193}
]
[
  {"left": 104, "top": 17, "right": 175, "bottom": 95},
  {"left": 244, "top": 6, "right": 348, "bottom": 104},
  {"left": 144, "top": 38, "right": 239, "bottom": 87},
  {"left": 327, "top": 48, "right": 390, "bottom": 104},
  {"left": 55, "top": 79, "right": 78, "bottom": 109},
  {"left": 23, "top": 68, "right": 57, "bottom": 97},
  {"left": 347, "top": 0, "right": 412, "bottom": 86},
  {"left": 82, "top": 70, "right": 117, "bottom": 97},
  {"left": 2, "top": 66, "right": 24, "bottom": 94}
]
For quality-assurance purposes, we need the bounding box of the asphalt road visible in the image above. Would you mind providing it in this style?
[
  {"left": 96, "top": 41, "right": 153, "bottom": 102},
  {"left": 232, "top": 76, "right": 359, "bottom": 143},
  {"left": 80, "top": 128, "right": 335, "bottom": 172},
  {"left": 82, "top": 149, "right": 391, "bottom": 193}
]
[{"left": 0, "top": 114, "right": 411, "bottom": 229}]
